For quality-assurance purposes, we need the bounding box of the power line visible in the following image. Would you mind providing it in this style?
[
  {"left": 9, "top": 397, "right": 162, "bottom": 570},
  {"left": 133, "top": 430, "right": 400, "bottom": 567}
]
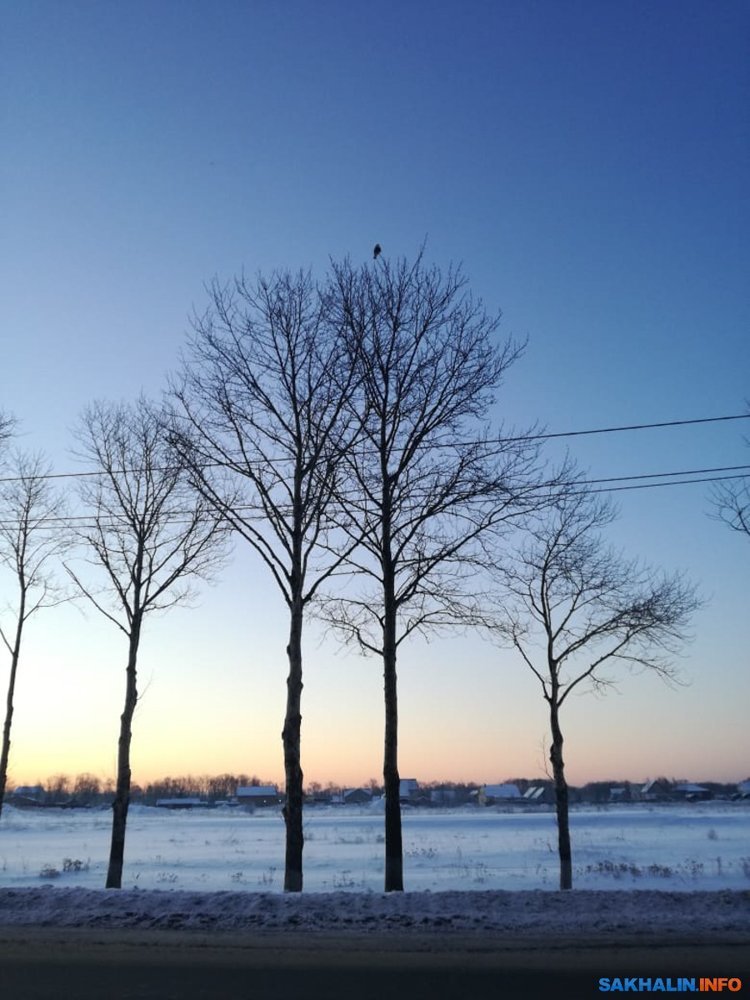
[
  {"left": 0, "top": 464, "right": 747, "bottom": 532},
  {"left": 499, "top": 412, "right": 750, "bottom": 444},
  {"left": 582, "top": 464, "right": 750, "bottom": 487},
  {"left": 0, "top": 412, "right": 748, "bottom": 486},
  {"left": 588, "top": 472, "right": 749, "bottom": 495}
]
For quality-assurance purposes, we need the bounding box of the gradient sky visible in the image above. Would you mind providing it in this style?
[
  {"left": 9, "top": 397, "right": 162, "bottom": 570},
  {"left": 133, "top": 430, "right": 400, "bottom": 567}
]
[{"left": 0, "top": 1, "right": 748, "bottom": 790}]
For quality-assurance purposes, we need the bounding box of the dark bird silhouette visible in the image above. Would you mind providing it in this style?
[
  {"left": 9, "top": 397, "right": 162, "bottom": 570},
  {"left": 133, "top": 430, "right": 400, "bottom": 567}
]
[{"left": 373, "top": 244, "right": 382, "bottom": 260}]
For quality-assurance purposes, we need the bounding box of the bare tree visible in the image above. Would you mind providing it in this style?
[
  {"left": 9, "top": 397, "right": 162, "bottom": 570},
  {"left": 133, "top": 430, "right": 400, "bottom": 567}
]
[
  {"left": 323, "top": 250, "right": 540, "bottom": 891},
  {"left": 168, "top": 269, "right": 360, "bottom": 892},
  {"left": 45, "top": 773, "right": 71, "bottom": 803},
  {"left": 72, "top": 772, "right": 102, "bottom": 805},
  {"left": 0, "top": 452, "right": 70, "bottom": 818},
  {"left": 495, "top": 488, "right": 700, "bottom": 890},
  {"left": 711, "top": 413, "right": 750, "bottom": 542},
  {"left": 68, "top": 397, "right": 227, "bottom": 888},
  {"left": 713, "top": 478, "right": 750, "bottom": 539},
  {"left": 0, "top": 413, "right": 14, "bottom": 451}
]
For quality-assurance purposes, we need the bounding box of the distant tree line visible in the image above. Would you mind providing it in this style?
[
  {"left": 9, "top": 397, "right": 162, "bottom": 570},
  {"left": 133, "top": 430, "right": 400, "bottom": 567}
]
[
  {"left": 3, "top": 244, "right": 735, "bottom": 892},
  {"left": 6, "top": 772, "right": 743, "bottom": 810}
]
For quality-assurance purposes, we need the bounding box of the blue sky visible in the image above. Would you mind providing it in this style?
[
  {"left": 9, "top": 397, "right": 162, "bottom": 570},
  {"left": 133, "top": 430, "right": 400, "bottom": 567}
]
[{"left": 0, "top": 1, "right": 748, "bottom": 788}]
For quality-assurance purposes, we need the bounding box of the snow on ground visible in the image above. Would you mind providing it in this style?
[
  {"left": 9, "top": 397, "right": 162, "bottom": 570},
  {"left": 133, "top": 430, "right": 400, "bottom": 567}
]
[
  {"left": 0, "top": 803, "right": 748, "bottom": 937},
  {"left": 0, "top": 885, "right": 748, "bottom": 938},
  {"left": 1, "top": 802, "right": 748, "bottom": 894}
]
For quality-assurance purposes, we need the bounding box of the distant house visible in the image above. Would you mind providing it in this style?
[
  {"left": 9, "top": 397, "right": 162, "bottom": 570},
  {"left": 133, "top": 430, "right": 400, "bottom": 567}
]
[
  {"left": 641, "top": 778, "right": 673, "bottom": 801},
  {"left": 523, "top": 786, "right": 545, "bottom": 803},
  {"left": 155, "top": 797, "right": 205, "bottom": 809},
  {"left": 736, "top": 780, "right": 750, "bottom": 800},
  {"left": 343, "top": 788, "right": 372, "bottom": 805},
  {"left": 9, "top": 785, "right": 44, "bottom": 807},
  {"left": 672, "top": 783, "right": 712, "bottom": 802},
  {"left": 522, "top": 784, "right": 556, "bottom": 805},
  {"left": 236, "top": 785, "right": 281, "bottom": 808},
  {"left": 399, "top": 778, "right": 419, "bottom": 802},
  {"left": 478, "top": 783, "right": 522, "bottom": 805}
]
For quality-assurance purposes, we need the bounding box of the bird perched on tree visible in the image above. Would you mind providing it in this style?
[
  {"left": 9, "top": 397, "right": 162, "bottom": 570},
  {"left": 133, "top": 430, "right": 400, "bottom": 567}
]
[{"left": 373, "top": 243, "right": 382, "bottom": 260}]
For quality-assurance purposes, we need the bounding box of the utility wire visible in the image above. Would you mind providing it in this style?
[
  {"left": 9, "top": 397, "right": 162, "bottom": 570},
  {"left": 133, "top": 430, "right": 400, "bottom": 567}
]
[
  {"left": 0, "top": 465, "right": 747, "bottom": 532},
  {"left": 581, "top": 464, "right": 750, "bottom": 486},
  {"left": 587, "top": 473, "right": 749, "bottom": 496},
  {"left": 0, "top": 413, "right": 748, "bottom": 486},
  {"left": 497, "top": 412, "right": 750, "bottom": 444}
]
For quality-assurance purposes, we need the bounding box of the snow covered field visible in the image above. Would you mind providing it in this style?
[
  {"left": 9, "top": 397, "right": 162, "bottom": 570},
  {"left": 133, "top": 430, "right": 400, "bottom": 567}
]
[
  {"left": 0, "top": 804, "right": 748, "bottom": 940},
  {"left": 1, "top": 801, "right": 748, "bottom": 894}
]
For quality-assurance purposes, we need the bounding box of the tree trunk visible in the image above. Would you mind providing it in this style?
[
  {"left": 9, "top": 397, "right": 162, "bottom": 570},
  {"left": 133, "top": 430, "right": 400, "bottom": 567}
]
[
  {"left": 379, "top": 457, "right": 403, "bottom": 893},
  {"left": 0, "top": 592, "right": 26, "bottom": 816},
  {"left": 383, "top": 643, "right": 402, "bottom": 891},
  {"left": 106, "top": 620, "right": 140, "bottom": 889},
  {"left": 0, "top": 655, "right": 18, "bottom": 819},
  {"left": 382, "top": 568, "right": 403, "bottom": 892},
  {"left": 0, "top": 615, "right": 24, "bottom": 820},
  {"left": 548, "top": 697, "right": 572, "bottom": 890},
  {"left": 282, "top": 594, "right": 304, "bottom": 892}
]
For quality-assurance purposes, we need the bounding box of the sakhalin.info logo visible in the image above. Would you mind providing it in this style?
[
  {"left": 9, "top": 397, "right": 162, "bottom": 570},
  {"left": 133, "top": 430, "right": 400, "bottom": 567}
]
[{"left": 598, "top": 978, "right": 743, "bottom": 992}]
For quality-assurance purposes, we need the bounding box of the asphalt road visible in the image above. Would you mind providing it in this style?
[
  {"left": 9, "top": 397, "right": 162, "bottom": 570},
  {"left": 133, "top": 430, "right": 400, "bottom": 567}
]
[{"left": 1, "top": 929, "right": 748, "bottom": 1000}]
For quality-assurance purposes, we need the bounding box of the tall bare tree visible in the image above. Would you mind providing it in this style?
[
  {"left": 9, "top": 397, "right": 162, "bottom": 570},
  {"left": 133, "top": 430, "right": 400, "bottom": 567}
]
[
  {"left": 495, "top": 487, "right": 700, "bottom": 890},
  {"left": 324, "top": 250, "right": 539, "bottom": 891},
  {"left": 68, "top": 397, "right": 227, "bottom": 888},
  {"left": 0, "top": 452, "right": 70, "bottom": 818},
  {"left": 168, "top": 269, "right": 360, "bottom": 892}
]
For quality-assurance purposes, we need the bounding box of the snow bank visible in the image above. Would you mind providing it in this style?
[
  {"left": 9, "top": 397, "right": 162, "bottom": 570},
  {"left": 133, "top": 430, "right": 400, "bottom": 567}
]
[{"left": 0, "top": 886, "right": 747, "bottom": 938}]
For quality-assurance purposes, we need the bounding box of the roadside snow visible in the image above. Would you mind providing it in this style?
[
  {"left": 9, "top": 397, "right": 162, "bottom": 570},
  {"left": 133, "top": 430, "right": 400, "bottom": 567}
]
[{"left": 0, "top": 886, "right": 747, "bottom": 938}]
